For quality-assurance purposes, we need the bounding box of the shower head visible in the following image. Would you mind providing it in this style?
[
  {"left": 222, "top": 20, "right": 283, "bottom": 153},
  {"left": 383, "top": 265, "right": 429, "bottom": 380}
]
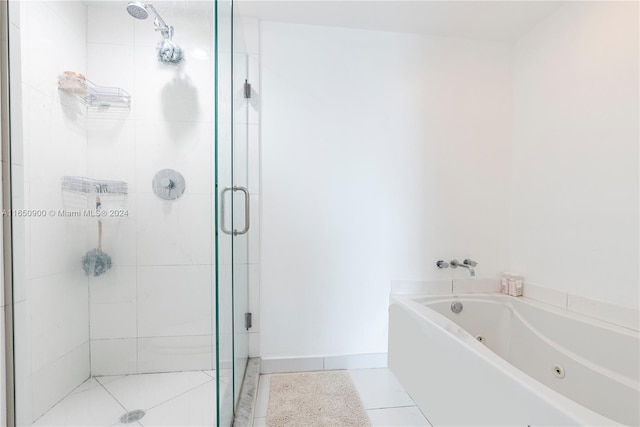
[
  {"left": 127, "top": 2, "right": 149, "bottom": 20},
  {"left": 127, "top": 2, "right": 173, "bottom": 40}
]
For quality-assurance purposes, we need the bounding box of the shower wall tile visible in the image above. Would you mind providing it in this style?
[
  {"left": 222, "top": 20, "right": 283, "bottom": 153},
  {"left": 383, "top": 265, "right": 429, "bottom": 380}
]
[
  {"left": 31, "top": 341, "right": 90, "bottom": 421},
  {"left": 91, "top": 300, "right": 137, "bottom": 340},
  {"left": 23, "top": 1, "right": 87, "bottom": 99},
  {"left": 30, "top": 272, "right": 89, "bottom": 373},
  {"left": 87, "top": 4, "right": 135, "bottom": 46},
  {"left": 26, "top": 86, "right": 88, "bottom": 187},
  {"left": 87, "top": 44, "right": 136, "bottom": 107},
  {"left": 137, "top": 335, "right": 213, "bottom": 373},
  {"left": 134, "top": 120, "right": 212, "bottom": 195},
  {"left": 132, "top": 7, "right": 213, "bottom": 49},
  {"left": 133, "top": 43, "right": 213, "bottom": 123},
  {"left": 92, "top": 197, "right": 137, "bottom": 267},
  {"left": 9, "top": 23, "right": 24, "bottom": 166},
  {"left": 28, "top": 183, "right": 90, "bottom": 279},
  {"left": 90, "top": 338, "right": 137, "bottom": 376},
  {"left": 84, "top": 1, "right": 220, "bottom": 374},
  {"left": 136, "top": 193, "right": 212, "bottom": 266},
  {"left": 13, "top": 300, "right": 33, "bottom": 426},
  {"left": 90, "top": 266, "right": 137, "bottom": 304},
  {"left": 8, "top": 0, "right": 20, "bottom": 28},
  {"left": 137, "top": 265, "right": 212, "bottom": 338}
]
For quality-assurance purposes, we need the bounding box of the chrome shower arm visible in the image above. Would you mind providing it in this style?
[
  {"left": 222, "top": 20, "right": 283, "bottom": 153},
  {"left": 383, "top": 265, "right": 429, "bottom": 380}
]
[{"left": 146, "top": 4, "right": 173, "bottom": 39}]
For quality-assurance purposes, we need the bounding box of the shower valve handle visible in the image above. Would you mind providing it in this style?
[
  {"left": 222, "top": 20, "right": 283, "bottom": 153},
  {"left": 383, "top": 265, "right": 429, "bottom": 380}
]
[
  {"left": 463, "top": 259, "right": 478, "bottom": 267},
  {"left": 436, "top": 260, "right": 449, "bottom": 269},
  {"left": 160, "top": 177, "right": 175, "bottom": 189}
]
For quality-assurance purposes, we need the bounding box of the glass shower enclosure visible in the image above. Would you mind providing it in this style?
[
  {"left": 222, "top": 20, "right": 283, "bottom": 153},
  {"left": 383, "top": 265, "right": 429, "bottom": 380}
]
[{"left": 2, "top": 0, "right": 249, "bottom": 425}]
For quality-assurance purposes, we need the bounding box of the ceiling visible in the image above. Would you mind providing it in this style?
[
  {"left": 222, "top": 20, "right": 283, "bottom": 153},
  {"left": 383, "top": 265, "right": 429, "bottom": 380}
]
[{"left": 235, "top": 0, "right": 566, "bottom": 42}]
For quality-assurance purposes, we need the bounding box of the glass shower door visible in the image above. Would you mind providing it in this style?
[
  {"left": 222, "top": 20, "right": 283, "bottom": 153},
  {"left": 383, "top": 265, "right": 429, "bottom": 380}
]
[{"left": 216, "top": 0, "right": 251, "bottom": 422}]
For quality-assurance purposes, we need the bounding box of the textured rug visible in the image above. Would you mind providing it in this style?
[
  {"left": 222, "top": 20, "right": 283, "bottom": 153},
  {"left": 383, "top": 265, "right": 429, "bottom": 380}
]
[{"left": 266, "top": 371, "right": 371, "bottom": 427}]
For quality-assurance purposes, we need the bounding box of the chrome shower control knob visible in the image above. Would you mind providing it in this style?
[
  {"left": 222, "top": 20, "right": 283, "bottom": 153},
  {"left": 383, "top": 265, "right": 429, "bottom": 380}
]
[
  {"left": 463, "top": 259, "right": 478, "bottom": 267},
  {"left": 152, "top": 169, "right": 185, "bottom": 200},
  {"left": 436, "top": 260, "right": 449, "bottom": 269},
  {"left": 160, "top": 177, "right": 174, "bottom": 189}
]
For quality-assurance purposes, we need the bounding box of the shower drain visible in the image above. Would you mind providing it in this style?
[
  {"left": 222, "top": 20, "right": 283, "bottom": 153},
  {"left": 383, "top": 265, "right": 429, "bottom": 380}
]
[{"left": 120, "top": 409, "right": 146, "bottom": 424}]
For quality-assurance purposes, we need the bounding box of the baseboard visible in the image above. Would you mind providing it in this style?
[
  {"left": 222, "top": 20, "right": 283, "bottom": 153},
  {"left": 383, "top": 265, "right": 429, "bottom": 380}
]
[{"left": 260, "top": 352, "right": 387, "bottom": 374}]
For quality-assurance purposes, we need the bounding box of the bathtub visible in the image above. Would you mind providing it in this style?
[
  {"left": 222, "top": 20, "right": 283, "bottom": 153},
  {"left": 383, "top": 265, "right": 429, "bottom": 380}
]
[{"left": 388, "top": 294, "right": 639, "bottom": 426}]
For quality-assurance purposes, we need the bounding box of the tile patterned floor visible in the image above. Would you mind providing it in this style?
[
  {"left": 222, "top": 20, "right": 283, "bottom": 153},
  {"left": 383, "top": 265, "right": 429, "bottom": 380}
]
[
  {"left": 252, "top": 368, "right": 432, "bottom": 426},
  {"left": 33, "top": 368, "right": 429, "bottom": 426},
  {"left": 33, "top": 371, "right": 221, "bottom": 426}
]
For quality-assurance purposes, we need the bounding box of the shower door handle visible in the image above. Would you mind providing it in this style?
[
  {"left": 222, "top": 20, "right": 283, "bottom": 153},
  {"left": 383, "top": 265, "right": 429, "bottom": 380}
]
[
  {"left": 233, "top": 186, "right": 250, "bottom": 236},
  {"left": 220, "top": 186, "right": 250, "bottom": 236}
]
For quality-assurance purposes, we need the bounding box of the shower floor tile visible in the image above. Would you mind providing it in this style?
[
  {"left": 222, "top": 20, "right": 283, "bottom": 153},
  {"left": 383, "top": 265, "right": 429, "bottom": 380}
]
[
  {"left": 33, "top": 371, "right": 217, "bottom": 427},
  {"left": 96, "top": 371, "right": 213, "bottom": 412},
  {"left": 33, "top": 379, "right": 126, "bottom": 427}
]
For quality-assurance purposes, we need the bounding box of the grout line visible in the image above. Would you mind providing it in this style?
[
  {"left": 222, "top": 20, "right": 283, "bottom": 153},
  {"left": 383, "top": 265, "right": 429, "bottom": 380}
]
[
  {"left": 143, "top": 375, "right": 214, "bottom": 413},
  {"left": 31, "top": 377, "right": 98, "bottom": 425},
  {"left": 366, "top": 404, "right": 418, "bottom": 411},
  {"left": 96, "top": 378, "right": 130, "bottom": 413},
  {"left": 203, "top": 369, "right": 217, "bottom": 379}
]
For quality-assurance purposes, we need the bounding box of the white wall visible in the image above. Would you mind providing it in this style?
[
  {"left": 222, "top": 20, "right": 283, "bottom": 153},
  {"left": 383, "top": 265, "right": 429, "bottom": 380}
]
[
  {"left": 260, "top": 22, "right": 513, "bottom": 358},
  {"left": 511, "top": 2, "right": 639, "bottom": 309},
  {"left": 85, "top": 2, "right": 215, "bottom": 376}
]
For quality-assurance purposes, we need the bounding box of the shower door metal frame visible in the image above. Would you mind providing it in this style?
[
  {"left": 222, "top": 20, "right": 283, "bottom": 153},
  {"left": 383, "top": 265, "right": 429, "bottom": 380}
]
[{"left": 1, "top": 0, "right": 16, "bottom": 425}]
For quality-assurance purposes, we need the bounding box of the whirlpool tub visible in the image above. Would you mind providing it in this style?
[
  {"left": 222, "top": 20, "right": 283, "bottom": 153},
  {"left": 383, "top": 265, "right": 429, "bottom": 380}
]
[{"left": 388, "top": 294, "right": 639, "bottom": 426}]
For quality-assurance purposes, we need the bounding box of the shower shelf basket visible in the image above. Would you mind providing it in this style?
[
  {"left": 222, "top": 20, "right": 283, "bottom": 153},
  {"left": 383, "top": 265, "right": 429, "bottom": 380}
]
[
  {"left": 62, "top": 176, "right": 128, "bottom": 196},
  {"left": 61, "top": 176, "right": 129, "bottom": 211},
  {"left": 58, "top": 72, "right": 131, "bottom": 109}
]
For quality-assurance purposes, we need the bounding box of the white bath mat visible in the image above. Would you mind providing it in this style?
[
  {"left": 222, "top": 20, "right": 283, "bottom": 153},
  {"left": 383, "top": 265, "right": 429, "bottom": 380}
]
[{"left": 266, "top": 371, "right": 371, "bottom": 427}]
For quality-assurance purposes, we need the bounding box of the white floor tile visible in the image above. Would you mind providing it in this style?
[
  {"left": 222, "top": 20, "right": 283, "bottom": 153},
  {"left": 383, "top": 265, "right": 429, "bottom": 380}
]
[
  {"left": 368, "top": 406, "right": 431, "bottom": 426},
  {"left": 203, "top": 370, "right": 216, "bottom": 379},
  {"left": 33, "top": 378, "right": 126, "bottom": 426},
  {"left": 139, "top": 381, "right": 216, "bottom": 426},
  {"left": 97, "top": 371, "right": 213, "bottom": 411},
  {"left": 253, "top": 375, "right": 271, "bottom": 418},
  {"left": 349, "top": 368, "right": 415, "bottom": 409}
]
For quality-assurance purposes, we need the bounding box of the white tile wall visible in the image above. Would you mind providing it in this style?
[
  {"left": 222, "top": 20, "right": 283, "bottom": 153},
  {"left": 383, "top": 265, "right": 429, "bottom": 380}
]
[
  {"left": 136, "top": 194, "right": 212, "bottom": 266},
  {"left": 87, "top": 5, "right": 134, "bottom": 45},
  {"left": 90, "top": 338, "right": 137, "bottom": 376},
  {"left": 137, "top": 265, "right": 212, "bottom": 338},
  {"left": 137, "top": 335, "right": 213, "bottom": 373},
  {"left": 85, "top": 1, "right": 219, "bottom": 376},
  {"left": 31, "top": 341, "right": 90, "bottom": 421},
  {"left": 86, "top": 118, "right": 136, "bottom": 193},
  {"left": 133, "top": 121, "right": 212, "bottom": 195},
  {"left": 30, "top": 272, "right": 89, "bottom": 373}
]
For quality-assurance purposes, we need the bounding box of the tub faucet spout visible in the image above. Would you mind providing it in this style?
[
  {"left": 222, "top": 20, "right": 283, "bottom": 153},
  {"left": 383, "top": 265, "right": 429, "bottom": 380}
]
[{"left": 450, "top": 259, "right": 475, "bottom": 277}]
